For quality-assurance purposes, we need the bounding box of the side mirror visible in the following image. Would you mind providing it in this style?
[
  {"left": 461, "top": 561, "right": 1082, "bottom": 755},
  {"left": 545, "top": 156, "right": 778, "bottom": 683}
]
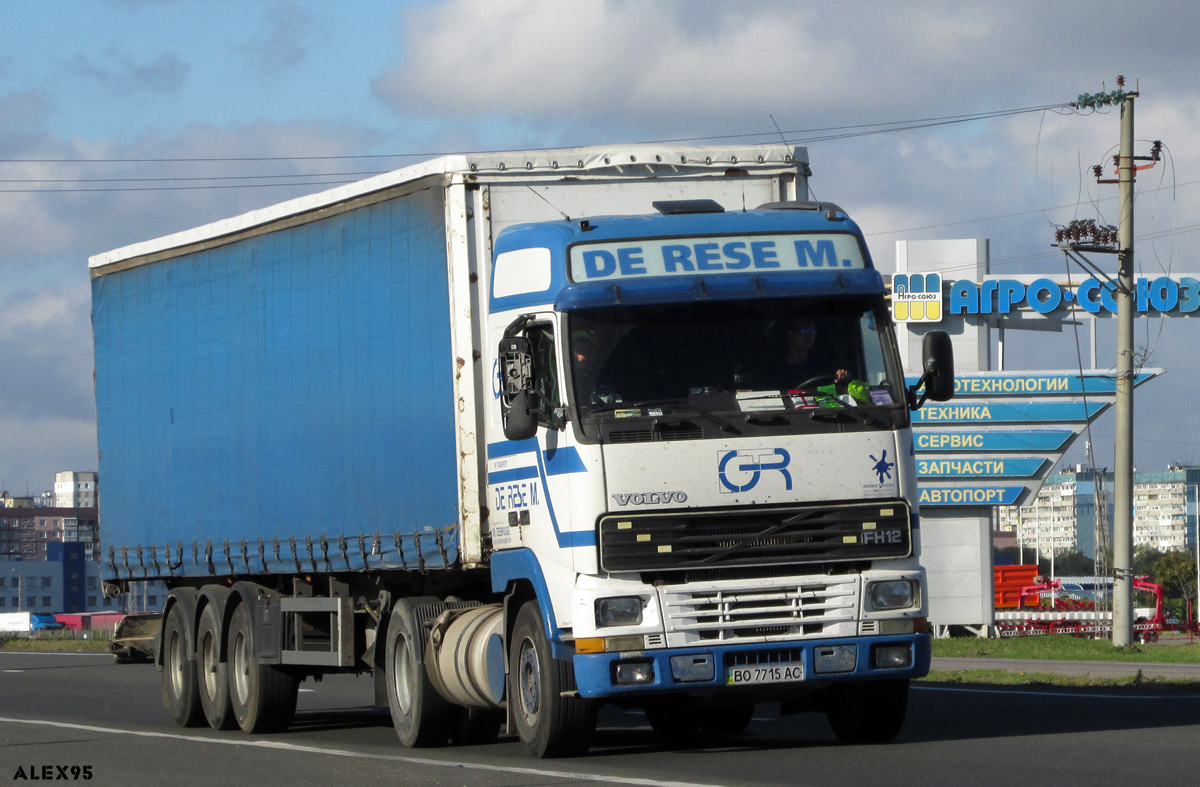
[
  {"left": 908, "top": 330, "right": 954, "bottom": 409},
  {"left": 499, "top": 337, "right": 538, "bottom": 441}
]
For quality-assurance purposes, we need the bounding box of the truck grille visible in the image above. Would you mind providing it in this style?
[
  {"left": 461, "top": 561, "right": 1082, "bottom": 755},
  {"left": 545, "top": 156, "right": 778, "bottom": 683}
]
[
  {"left": 607, "top": 421, "right": 704, "bottom": 444},
  {"left": 661, "top": 576, "right": 859, "bottom": 644},
  {"left": 599, "top": 501, "right": 910, "bottom": 573}
]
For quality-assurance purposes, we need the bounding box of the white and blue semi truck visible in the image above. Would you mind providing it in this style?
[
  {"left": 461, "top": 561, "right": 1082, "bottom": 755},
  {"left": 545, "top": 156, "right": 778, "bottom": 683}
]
[{"left": 90, "top": 144, "right": 953, "bottom": 758}]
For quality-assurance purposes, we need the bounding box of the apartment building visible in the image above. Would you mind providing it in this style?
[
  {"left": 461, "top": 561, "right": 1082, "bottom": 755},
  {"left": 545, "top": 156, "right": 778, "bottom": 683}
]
[{"left": 997, "top": 465, "right": 1199, "bottom": 558}]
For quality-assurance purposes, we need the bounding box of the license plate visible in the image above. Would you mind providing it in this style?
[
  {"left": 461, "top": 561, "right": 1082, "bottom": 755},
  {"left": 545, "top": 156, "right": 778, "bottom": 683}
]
[{"left": 725, "top": 663, "right": 805, "bottom": 686}]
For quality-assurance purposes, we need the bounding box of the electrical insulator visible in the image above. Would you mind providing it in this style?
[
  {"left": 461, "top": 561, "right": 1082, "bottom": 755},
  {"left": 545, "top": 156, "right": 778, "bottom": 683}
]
[
  {"left": 1151, "top": 140, "right": 1163, "bottom": 161},
  {"left": 1093, "top": 165, "right": 1104, "bottom": 178},
  {"left": 1116, "top": 75, "right": 1125, "bottom": 87}
]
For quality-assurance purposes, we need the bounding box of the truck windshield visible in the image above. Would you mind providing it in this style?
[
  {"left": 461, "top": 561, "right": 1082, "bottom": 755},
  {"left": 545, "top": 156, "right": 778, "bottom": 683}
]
[{"left": 568, "top": 296, "right": 902, "bottom": 421}]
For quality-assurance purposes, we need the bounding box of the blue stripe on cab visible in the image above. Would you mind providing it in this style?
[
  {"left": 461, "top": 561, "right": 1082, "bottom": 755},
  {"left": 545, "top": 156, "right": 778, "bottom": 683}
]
[{"left": 487, "top": 465, "right": 540, "bottom": 484}]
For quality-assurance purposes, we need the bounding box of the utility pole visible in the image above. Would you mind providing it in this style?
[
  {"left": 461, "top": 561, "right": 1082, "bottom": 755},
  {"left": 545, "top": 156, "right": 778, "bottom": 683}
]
[
  {"left": 1056, "top": 78, "right": 1161, "bottom": 647},
  {"left": 1111, "top": 85, "right": 1136, "bottom": 647}
]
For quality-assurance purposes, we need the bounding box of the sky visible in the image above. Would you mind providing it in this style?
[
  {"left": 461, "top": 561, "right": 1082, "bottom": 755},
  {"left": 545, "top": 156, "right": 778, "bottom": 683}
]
[{"left": 3, "top": 0, "right": 1200, "bottom": 495}]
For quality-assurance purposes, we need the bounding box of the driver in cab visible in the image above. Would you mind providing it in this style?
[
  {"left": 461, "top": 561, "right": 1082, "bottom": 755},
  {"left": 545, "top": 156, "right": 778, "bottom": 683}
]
[{"left": 775, "top": 317, "right": 850, "bottom": 390}]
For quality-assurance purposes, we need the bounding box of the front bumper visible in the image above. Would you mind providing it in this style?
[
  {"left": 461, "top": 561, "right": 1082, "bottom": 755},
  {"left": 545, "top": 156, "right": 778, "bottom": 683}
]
[{"left": 573, "top": 633, "right": 931, "bottom": 699}]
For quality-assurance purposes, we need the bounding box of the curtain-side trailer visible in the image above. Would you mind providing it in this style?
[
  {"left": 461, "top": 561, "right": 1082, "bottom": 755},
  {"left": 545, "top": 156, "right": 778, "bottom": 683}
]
[{"left": 91, "top": 144, "right": 952, "bottom": 757}]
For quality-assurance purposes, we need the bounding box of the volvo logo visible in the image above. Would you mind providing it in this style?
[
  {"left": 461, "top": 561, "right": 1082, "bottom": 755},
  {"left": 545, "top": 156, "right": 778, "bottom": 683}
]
[{"left": 612, "top": 491, "right": 688, "bottom": 506}]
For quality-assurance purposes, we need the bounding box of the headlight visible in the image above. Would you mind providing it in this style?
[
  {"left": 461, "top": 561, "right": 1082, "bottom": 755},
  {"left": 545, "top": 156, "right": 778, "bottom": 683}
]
[
  {"left": 868, "top": 580, "right": 915, "bottom": 611},
  {"left": 595, "top": 596, "right": 644, "bottom": 628}
]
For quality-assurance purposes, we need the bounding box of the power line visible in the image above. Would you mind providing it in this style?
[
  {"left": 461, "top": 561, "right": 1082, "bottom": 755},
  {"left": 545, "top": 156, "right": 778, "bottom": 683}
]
[
  {"left": 0, "top": 170, "right": 387, "bottom": 184},
  {"left": 0, "top": 179, "right": 363, "bottom": 194},
  {"left": 865, "top": 178, "right": 1198, "bottom": 239},
  {"left": 0, "top": 102, "right": 1071, "bottom": 166}
]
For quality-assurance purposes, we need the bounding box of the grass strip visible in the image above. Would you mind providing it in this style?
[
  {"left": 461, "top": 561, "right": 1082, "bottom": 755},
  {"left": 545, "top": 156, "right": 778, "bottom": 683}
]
[
  {"left": 0, "top": 636, "right": 113, "bottom": 653},
  {"left": 922, "top": 669, "right": 1200, "bottom": 692},
  {"left": 931, "top": 634, "right": 1200, "bottom": 663}
]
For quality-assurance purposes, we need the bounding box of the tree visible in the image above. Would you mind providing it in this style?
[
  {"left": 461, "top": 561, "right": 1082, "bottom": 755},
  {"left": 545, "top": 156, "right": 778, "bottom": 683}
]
[
  {"left": 1133, "top": 546, "right": 1168, "bottom": 578},
  {"left": 1152, "top": 550, "right": 1198, "bottom": 621},
  {"left": 1040, "top": 549, "right": 1094, "bottom": 577}
]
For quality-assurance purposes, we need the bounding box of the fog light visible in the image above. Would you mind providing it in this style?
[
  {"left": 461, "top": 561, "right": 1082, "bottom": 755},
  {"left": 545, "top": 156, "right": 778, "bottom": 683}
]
[
  {"left": 868, "top": 580, "right": 915, "bottom": 611},
  {"left": 596, "top": 597, "right": 644, "bottom": 628},
  {"left": 813, "top": 645, "right": 857, "bottom": 674},
  {"left": 872, "top": 644, "right": 912, "bottom": 669},
  {"left": 614, "top": 660, "right": 654, "bottom": 686}
]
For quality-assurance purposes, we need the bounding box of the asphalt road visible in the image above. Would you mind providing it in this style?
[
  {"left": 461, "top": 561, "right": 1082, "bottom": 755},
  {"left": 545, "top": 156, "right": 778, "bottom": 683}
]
[{"left": 1, "top": 651, "right": 1198, "bottom": 787}]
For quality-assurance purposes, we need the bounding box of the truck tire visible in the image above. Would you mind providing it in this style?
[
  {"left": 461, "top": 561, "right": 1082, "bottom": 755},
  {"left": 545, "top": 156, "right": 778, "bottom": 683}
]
[
  {"left": 227, "top": 602, "right": 298, "bottom": 734},
  {"left": 509, "top": 601, "right": 597, "bottom": 758},
  {"left": 197, "top": 602, "right": 236, "bottom": 730},
  {"left": 161, "top": 602, "right": 204, "bottom": 728},
  {"left": 824, "top": 679, "right": 908, "bottom": 744},
  {"left": 698, "top": 703, "right": 755, "bottom": 735},
  {"left": 386, "top": 597, "right": 454, "bottom": 747}
]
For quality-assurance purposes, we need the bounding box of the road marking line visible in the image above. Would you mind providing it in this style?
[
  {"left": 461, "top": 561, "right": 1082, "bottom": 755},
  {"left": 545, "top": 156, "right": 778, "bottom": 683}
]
[
  {"left": 0, "top": 716, "right": 721, "bottom": 787},
  {"left": 915, "top": 685, "right": 1198, "bottom": 700}
]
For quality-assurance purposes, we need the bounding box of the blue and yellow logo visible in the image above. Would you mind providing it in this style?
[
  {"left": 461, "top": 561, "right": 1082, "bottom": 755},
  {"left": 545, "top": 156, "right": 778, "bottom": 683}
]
[{"left": 892, "top": 273, "right": 942, "bottom": 322}]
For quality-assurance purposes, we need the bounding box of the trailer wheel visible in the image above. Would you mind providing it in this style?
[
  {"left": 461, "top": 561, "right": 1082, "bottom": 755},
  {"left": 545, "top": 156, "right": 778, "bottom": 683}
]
[
  {"left": 824, "top": 679, "right": 908, "bottom": 744},
  {"left": 227, "top": 602, "right": 298, "bottom": 734},
  {"left": 386, "top": 598, "right": 454, "bottom": 747},
  {"left": 698, "top": 703, "right": 755, "bottom": 735},
  {"left": 197, "top": 603, "right": 236, "bottom": 730},
  {"left": 161, "top": 602, "right": 204, "bottom": 728},
  {"left": 509, "top": 601, "right": 597, "bottom": 758}
]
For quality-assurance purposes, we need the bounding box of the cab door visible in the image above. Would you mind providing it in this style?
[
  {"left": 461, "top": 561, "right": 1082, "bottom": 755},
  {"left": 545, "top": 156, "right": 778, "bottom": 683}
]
[{"left": 487, "top": 315, "right": 597, "bottom": 577}]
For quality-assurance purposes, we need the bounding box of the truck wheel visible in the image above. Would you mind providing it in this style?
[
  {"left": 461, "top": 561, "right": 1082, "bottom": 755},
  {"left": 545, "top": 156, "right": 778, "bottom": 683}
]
[
  {"left": 227, "top": 602, "right": 298, "bottom": 733},
  {"left": 824, "top": 679, "right": 908, "bottom": 744},
  {"left": 197, "top": 603, "right": 236, "bottom": 730},
  {"left": 509, "top": 601, "right": 597, "bottom": 758},
  {"left": 386, "top": 597, "right": 454, "bottom": 747},
  {"left": 161, "top": 602, "right": 204, "bottom": 727},
  {"left": 698, "top": 703, "right": 755, "bottom": 735},
  {"left": 644, "top": 698, "right": 699, "bottom": 738}
]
